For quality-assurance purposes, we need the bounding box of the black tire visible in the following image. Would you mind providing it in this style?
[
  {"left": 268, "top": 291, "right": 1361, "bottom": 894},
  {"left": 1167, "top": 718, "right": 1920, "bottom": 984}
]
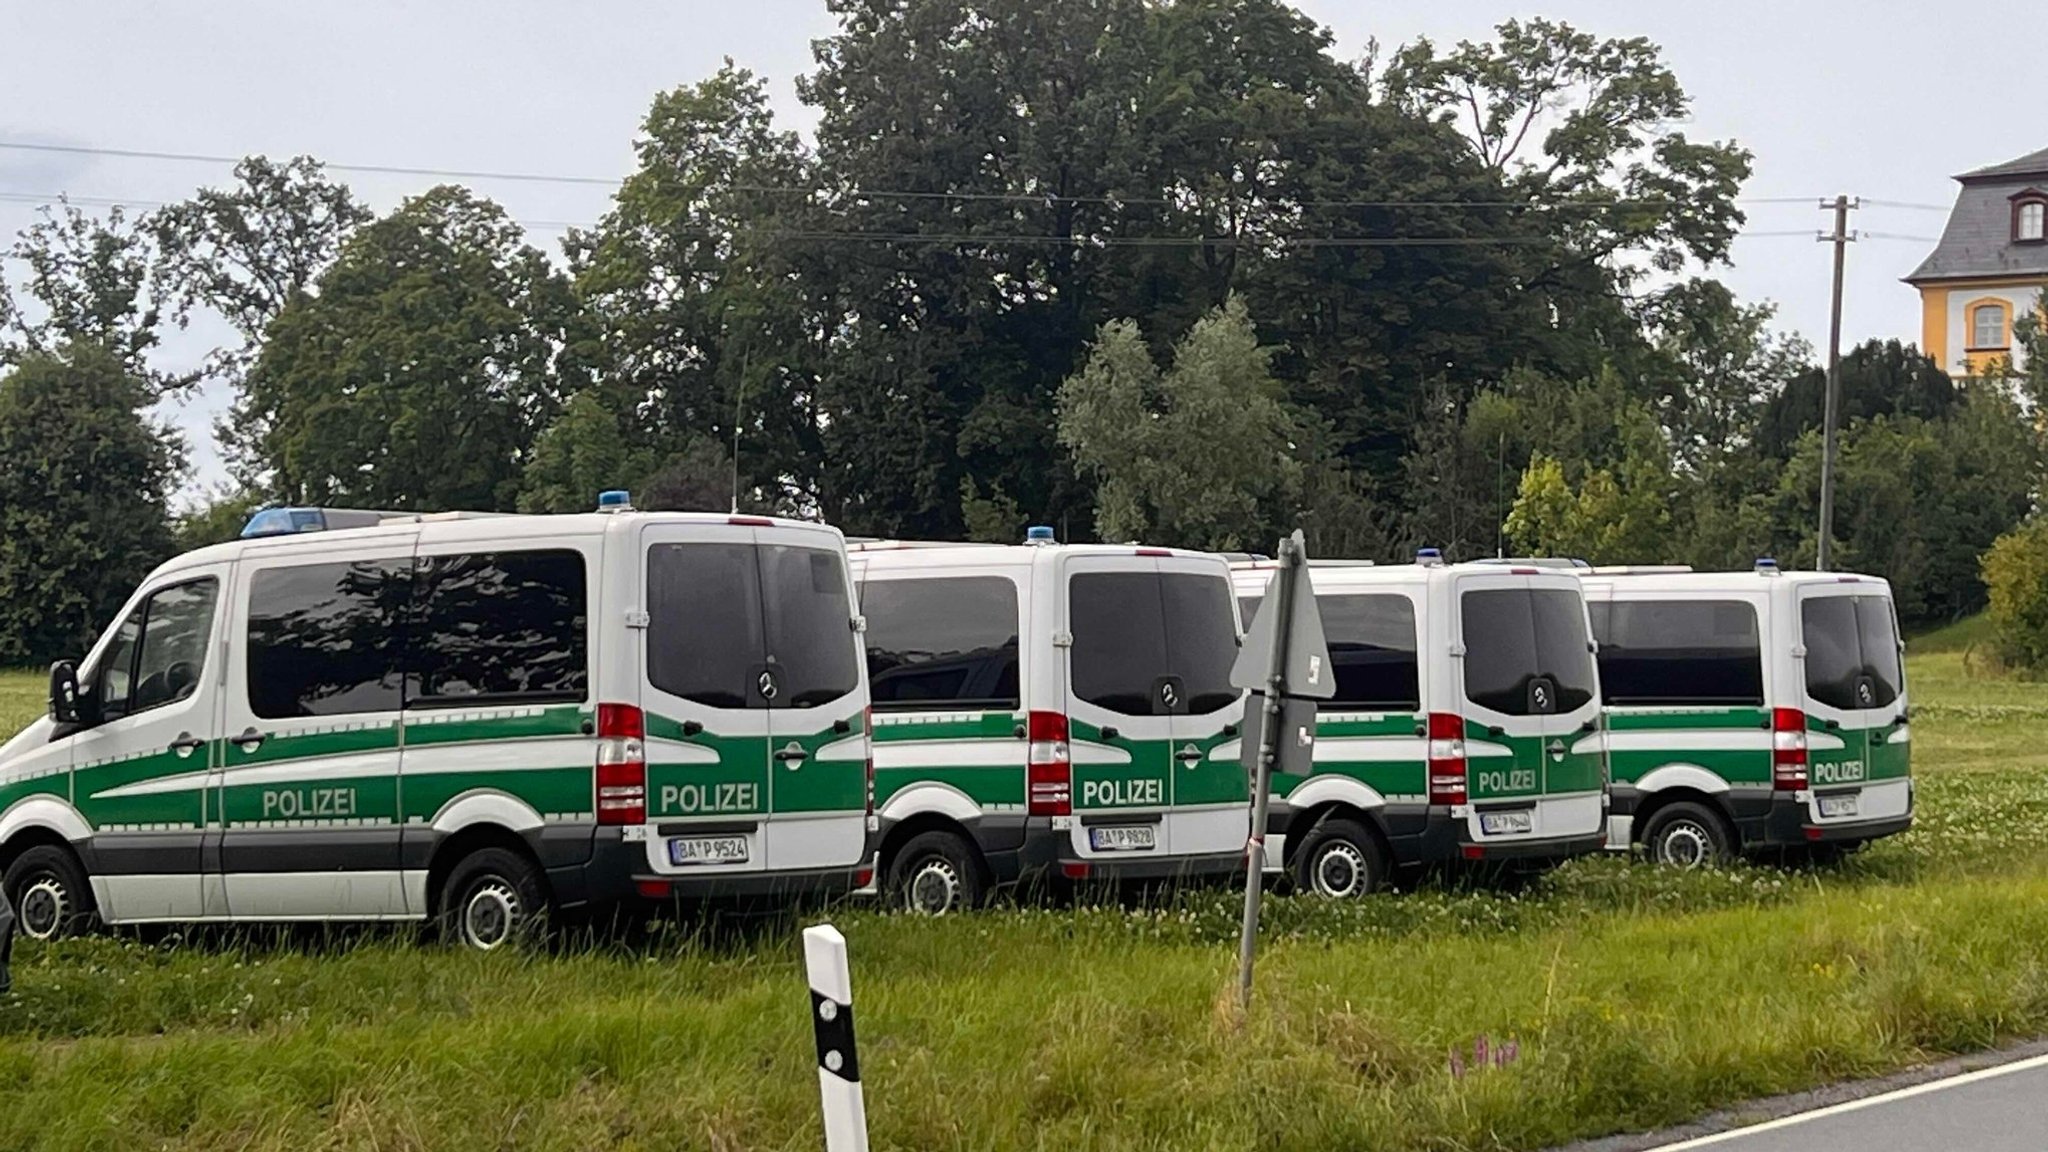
[
  {"left": 436, "top": 847, "right": 550, "bottom": 951},
  {"left": 885, "top": 831, "right": 986, "bottom": 915},
  {"left": 3, "top": 843, "right": 97, "bottom": 941},
  {"left": 1639, "top": 801, "right": 1735, "bottom": 868},
  {"left": 1291, "top": 817, "right": 1388, "bottom": 899}
]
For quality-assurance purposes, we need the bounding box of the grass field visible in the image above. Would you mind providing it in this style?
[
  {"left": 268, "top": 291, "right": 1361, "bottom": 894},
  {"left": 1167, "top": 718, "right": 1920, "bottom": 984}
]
[{"left": 3, "top": 622, "right": 2048, "bottom": 1151}]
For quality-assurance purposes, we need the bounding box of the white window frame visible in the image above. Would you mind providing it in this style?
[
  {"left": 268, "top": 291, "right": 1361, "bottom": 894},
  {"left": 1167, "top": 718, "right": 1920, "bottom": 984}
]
[
  {"left": 1972, "top": 302, "right": 2008, "bottom": 350},
  {"left": 2019, "top": 200, "right": 2046, "bottom": 242}
]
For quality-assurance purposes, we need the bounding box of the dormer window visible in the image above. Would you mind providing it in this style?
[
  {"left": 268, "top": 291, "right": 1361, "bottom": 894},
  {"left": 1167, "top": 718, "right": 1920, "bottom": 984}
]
[{"left": 2017, "top": 196, "right": 2047, "bottom": 243}]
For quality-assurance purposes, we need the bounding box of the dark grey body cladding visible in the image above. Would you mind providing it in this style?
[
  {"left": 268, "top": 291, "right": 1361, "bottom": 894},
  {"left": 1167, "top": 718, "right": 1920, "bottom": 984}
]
[{"left": 1609, "top": 783, "right": 1915, "bottom": 850}]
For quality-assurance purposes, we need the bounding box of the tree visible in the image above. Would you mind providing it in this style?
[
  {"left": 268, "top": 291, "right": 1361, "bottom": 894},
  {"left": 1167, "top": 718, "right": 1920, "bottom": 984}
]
[
  {"left": 0, "top": 345, "right": 181, "bottom": 665},
  {"left": 151, "top": 155, "right": 371, "bottom": 478},
  {"left": 173, "top": 486, "right": 267, "bottom": 553},
  {"left": 1057, "top": 297, "right": 1302, "bottom": 551},
  {"left": 1641, "top": 278, "right": 1810, "bottom": 473},
  {"left": 1754, "top": 339, "right": 1957, "bottom": 461},
  {"left": 518, "top": 391, "right": 659, "bottom": 514},
  {"left": 3, "top": 201, "right": 187, "bottom": 393},
  {"left": 239, "top": 186, "right": 580, "bottom": 510},
  {"left": 1983, "top": 517, "right": 2048, "bottom": 674},
  {"left": 1503, "top": 413, "right": 1675, "bottom": 564}
]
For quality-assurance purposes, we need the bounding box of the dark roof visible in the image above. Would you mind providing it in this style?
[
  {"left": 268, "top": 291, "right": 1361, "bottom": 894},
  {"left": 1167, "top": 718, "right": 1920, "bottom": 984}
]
[
  {"left": 1905, "top": 148, "right": 2048, "bottom": 284},
  {"left": 1960, "top": 146, "right": 2048, "bottom": 183}
]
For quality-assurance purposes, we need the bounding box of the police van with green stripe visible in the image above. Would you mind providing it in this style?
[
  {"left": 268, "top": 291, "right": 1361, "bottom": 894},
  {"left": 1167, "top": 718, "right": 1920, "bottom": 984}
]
[
  {"left": 0, "top": 492, "right": 874, "bottom": 948},
  {"left": 1578, "top": 560, "right": 1912, "bottom": 865},
  {"left": 849, "top": 529, "right": 1249, "bottom": 913},
  {"left": 1231, "top": 552, "right": 1608, "bottom": 897}
]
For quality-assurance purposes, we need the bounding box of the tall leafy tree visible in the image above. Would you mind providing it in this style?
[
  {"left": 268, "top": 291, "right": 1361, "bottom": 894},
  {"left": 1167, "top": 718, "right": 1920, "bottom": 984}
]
[
  {"left": 1057, "top": 297, "right": 1302, "bottom": 550},
  {"left": 0, "top": 344, "right": 181, "bottom": 665},
  {"left": 1753, "top": 339, "right": 1957, "bottom": 461},
  {"left": 240, "top": 186, "right": 578, "bottom": 511},
  {"left": 3, "top": 201, "right": 187, "bottom": 393}
]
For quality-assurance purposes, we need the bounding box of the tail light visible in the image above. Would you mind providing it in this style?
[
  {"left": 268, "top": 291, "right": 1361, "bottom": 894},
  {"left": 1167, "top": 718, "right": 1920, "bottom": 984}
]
[
  {"left": 1427, "top": 712, "right": 1468, "bottom": 806},
  {"left": 596, "top": 702, "right": 647, "bottom": 825},
  {"left": 1027, "top": 710, "right": 1073, "bottom": 816},
  {"left": 1772, "top": 707, "right": 1808, "bottom": 791},
  {"left": 863, "top": 706, "right": 876, "bottom": 816}
]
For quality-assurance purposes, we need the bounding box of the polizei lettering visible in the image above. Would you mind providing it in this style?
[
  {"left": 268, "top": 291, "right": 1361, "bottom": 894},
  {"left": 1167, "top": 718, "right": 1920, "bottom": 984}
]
[
  {"left": 1080, "top": 778, "right": 1163, "bottom": 807},
  {"left": 1811, "top": 759, "right": 1867, "bottom": 785},
  {"left": 262, "top": 787, "right": 358, "bottom": 819},
  {"left": 1477, "top": 769, "right": 1538, "bottom": 793},
  {"left": 660, "top": 782, "right": 761, "bottom": 814}
]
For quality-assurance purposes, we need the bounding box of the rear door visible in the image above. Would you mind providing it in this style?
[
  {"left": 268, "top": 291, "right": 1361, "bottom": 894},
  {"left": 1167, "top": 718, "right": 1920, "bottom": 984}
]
[
  {"left": 1156, "top": 560, "right": 1247, "bottom": 860},
  {"left": 756, "top": 532, "right": 868, "bottom": 872},
  {"left": 640, "top": 525, "right": 774, "bottom": 879},
  {"left": 1061, "top": 556, "right": 1176, "bottom": 859},
  {"left": 1798, "top": 587, "right": 1907, "bottom": 822},
  {"left": 1529, "top": 577, "right": 1605, "bottom": 803}
]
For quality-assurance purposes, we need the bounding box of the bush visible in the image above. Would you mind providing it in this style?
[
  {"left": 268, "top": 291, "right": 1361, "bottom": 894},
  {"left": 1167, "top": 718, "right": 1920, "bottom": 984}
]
[{"left": 1982, "top": 518, "right": 2048, "bottom": 673}]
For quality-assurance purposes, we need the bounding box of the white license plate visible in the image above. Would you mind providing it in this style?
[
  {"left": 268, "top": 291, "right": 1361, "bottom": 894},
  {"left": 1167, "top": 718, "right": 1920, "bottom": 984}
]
[
  {"left": 1479, "top": 810, "right": 1535, "bottom": 835},
  {"left": 669, "top": 836, "right": 749, "bottom": 865},
  {"left": 1818, "top": 794, "right": 1860, "bottom": 819},
  {"left": 1088, "top": 825, "right": 1157, "bottom": 852}
]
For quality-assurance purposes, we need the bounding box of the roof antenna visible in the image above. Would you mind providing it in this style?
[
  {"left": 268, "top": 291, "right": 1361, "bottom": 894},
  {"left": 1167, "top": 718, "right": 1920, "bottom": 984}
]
[
  {"left": 730, "top": 343, "right": 750, "bottom": 516},
  {"left": 1495, "top": 430, "right": 1506, "bottom": 559}
]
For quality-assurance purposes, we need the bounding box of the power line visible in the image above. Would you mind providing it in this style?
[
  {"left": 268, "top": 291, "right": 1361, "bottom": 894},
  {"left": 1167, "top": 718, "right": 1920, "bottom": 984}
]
[
  {"left": 0, "top": 138, "right": 1824, "bottom": 212},
  {"left": 1861, "top": 198, "right": 1952, "bottom": 212}
]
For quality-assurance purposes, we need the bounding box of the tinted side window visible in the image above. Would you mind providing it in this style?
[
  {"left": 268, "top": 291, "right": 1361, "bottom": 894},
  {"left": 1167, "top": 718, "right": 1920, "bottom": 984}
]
[
  {"left": 248, "top": 561, "right": 409, "bottom": 719},
  {"left": 409, "top": 550, "right": 588, "bottom": 706},
  {"left": 1320, "top": 594, "right": 1419, "bottom": 711},
  {"left": 1161, "top": 573, "right": 1240, "bottom": 715},
  {"left": 1531, "top": 590, "right": 1596, "bottom": 711},
  {"left": 760, "top": 544, "right": 860, "bottom": 708},
  {"left": 648, "top": 542, "right": 765, "bottom": 709},
  {"left": 1593, "top": 599, "right": 1762, "bottom": 706},
  {"left": 1070, "top": 572, "right": 1169, "bottom": 716},
  {"left": 862, "top": 576, "right": 1021, "bottom": 709}
]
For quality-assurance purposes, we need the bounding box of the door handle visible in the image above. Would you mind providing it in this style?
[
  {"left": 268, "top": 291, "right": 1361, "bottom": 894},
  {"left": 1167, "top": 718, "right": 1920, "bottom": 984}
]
[
  {"left": 1100, "top": 726, "right": 1120, "bottom": 741},
  {"left": 1487, "top": 725, "right": 1505, "bottom": 739},
  {"left": 228, "top": 727, "right": 265, "bottom": 752},
  {"left": 773, "top": 742, "right": 809, "bottom": 765},
  {"left": 168, "top": 733, "right": 206, "bottom": 756},
  {"left": 1175, "top": 744, "right": 1204, "bottom": 764}
]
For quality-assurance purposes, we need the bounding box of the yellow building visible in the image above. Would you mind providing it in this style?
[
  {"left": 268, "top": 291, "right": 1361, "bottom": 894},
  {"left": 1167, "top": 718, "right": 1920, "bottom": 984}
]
[{"left": 1905, "top": 146, "right": 2048, "bottom": 375}]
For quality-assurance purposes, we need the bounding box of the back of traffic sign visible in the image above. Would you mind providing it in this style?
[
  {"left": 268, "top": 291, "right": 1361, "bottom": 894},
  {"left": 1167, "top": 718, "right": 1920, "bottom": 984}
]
[{"left": 1229, "top": 532, "right": 1333, "bottom": 701}]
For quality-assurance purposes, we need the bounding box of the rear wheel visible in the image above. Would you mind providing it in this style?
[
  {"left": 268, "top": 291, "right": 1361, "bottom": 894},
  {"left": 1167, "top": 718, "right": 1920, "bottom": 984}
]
[
  {"left": 885, "top": 831, "right": 985, "bottom": 915},
  {"left": 3, "top": 844, "right": 97, "bottom": 941},
  {"left": 437, "top": 847, "right": 549, "bottom": 951},
  {"left": 1291, "top": 818, "right": 1387, "bottom": 899},
  {"left": 1640, "top": 802, "right": 1734, "bottom": 868}
]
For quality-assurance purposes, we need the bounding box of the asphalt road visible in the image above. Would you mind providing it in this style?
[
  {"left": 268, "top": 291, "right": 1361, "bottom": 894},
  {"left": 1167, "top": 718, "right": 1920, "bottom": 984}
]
[{"left": 1645, "top": 1053, "right": 2048, "bottom": 1151}]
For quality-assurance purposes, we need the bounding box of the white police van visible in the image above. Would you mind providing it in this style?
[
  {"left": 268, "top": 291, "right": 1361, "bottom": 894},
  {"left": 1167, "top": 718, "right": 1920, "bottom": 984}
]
[
  {"left": 0, "top": 493, "right": 875, "bottom": 948},
  {"left": 848, "top": 529, "right": 1250, "bottom": 913},
  {"left": 1231, "top": 551, "right": 1609, "bottom": 897},
  {"left": 1578, "top": 560, "right": 1913, "bottom": 864}
]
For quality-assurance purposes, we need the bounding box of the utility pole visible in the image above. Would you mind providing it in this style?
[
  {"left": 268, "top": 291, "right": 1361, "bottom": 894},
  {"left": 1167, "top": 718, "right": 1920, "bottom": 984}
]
[{"left": 1815, "top": 195, "right": 1858, "bottom": 571}]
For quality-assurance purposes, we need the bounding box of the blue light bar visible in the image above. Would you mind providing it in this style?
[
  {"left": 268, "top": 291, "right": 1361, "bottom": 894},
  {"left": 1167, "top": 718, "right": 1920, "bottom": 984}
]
[
  {"left": 597, "top": 489, "right": 633, "bottom": 513},
  {"left": 1025, "top": 525, "right": 1056, "bottom": 544},
  {"left": 241, "top": 508, "right": 330, "bottom": 538}
]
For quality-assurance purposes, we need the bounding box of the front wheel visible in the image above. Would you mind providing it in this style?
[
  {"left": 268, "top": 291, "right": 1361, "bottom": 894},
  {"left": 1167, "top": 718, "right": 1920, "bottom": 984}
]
[
  {"left": 1291, "top": 818, "right": 1387, "bottom": 899},
  {"left": 3, "top": 844, "right": 98, "bottom": 941},
  {"left": 1639, "top": 801, "right": 1734, "bottom": 868},
  {"left": 885, "top": 831, "right": 986, "bottom": 915},
  {"left": 437, "top": 847, "right": 550, "bottom": 951}
]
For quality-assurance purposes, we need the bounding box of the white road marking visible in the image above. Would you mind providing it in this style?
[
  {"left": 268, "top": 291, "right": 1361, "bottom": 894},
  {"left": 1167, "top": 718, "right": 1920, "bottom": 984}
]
[{"left": 1645, "top": 1052, "right": 2048, "bottom": 1149}]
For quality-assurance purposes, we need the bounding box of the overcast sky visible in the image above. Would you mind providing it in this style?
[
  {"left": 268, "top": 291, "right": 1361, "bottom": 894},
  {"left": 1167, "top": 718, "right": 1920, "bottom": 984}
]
[{"left": 4, "top": 0, "right": 2044, "bottom": 499}]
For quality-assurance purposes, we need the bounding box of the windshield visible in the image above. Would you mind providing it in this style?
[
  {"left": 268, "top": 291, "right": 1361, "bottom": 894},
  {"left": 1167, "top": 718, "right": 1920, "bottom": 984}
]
[{"left": 1461, "top": 586, "right": 1597, "bottom": 716}]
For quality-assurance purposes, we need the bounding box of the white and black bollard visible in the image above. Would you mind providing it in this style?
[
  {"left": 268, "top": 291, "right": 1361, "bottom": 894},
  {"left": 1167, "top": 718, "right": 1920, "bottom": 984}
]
[{"left": 803, "top": 923, "right": 869, "bottom": 1152}]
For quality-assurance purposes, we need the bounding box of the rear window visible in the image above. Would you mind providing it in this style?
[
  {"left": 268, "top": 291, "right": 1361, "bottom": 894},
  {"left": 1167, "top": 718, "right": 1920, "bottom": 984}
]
[
  {"left": 861, "top": 576, "right": 1020, "bottom": 710},
  {"left": 247, "top": 559, "right": 410, "bottom": 719},
  {"left": 1070, "top": 570, "right": 1240, "bottom": 716},
  {"left": 1461, "top": 587, "right": 1596, "bottom": 716},
  {"left": 1320, "top": 594, "right": 1420, "bottom": 711},
  {"left": 1591, "top": 599, "right": 1762, "bottom": 706},
  {"left": 647, "top": 541, "right": 859, "bottom": 710},
  {"left": 1802, "top": 594, "right": 1903, "bottom": 711},
  {"left": 408, "top": 550, "right": 588, "bottom": 706}
]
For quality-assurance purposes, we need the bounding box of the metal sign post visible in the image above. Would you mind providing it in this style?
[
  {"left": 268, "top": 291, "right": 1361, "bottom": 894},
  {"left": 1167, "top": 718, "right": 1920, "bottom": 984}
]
[{"left": 1227, "top": 531, "right": 1330, "bottom": 1011}]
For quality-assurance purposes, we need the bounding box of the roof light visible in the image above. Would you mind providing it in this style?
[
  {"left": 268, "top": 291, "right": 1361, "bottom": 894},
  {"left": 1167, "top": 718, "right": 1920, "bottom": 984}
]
[
  {"left": 1416, "top": 547, "right": 1444, "bottom": 567},
  {"left": 1755, "top": 557, "right": 1780, "bottom": 576},
  {"left": 1025, "top": 525, "right": 1056, "bottom": 546},
  {"left": 596, "top": 489, "right": 633, "bottom": 513},
  {"left": 240, "top": 507, "right": 393, "bottom": 538}
]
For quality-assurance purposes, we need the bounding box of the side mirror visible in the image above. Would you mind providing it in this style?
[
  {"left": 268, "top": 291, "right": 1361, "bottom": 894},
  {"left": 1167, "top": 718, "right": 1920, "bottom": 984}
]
[{"left": 48, "top": 660, "right": 81, "bottom": 726}]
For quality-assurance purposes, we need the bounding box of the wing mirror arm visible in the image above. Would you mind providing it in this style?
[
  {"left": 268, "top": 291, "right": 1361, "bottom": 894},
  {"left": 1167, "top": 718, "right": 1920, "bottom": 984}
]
[{"left": 48, "top": 660, "right": 91, "bottom": 730}]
